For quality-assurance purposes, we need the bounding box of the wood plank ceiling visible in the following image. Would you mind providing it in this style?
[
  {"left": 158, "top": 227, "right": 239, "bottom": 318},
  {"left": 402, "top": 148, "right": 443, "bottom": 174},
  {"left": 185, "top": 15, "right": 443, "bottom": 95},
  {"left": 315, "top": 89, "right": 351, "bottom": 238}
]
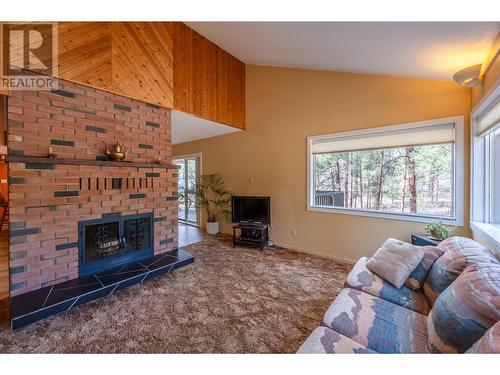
[
  {"left": 111, "top": 22, "right": 174, "bottom": 108},
  {"left": 58, "top": 22, "right": 113, "bottom": 91},
  {"left": 55, "top": 22, "right": 244, "bottom": 129},
  {"left": 57, "top": 22, "right": 175, "bottom": 109}
]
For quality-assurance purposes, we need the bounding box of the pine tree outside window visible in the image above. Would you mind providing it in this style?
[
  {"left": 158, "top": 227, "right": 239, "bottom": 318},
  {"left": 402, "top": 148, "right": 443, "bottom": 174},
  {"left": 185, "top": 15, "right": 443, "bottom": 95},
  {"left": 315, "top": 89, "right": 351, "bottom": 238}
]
[{"left": 307, "top": 117, "right": 464, "bottom": 225}]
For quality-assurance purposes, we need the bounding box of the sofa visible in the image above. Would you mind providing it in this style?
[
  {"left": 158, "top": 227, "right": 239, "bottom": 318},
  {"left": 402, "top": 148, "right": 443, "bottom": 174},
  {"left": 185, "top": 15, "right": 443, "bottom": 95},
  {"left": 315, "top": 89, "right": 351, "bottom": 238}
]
[{"left": 297, "top": 236, "right": 500, "bottom": 354}]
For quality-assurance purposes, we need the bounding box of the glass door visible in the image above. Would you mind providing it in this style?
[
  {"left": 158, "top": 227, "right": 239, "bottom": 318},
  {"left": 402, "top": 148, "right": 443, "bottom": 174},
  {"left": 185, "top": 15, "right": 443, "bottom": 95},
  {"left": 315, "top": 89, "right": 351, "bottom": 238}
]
[{"left": 174, "top": 155, "right": 200, "bottom": 225}]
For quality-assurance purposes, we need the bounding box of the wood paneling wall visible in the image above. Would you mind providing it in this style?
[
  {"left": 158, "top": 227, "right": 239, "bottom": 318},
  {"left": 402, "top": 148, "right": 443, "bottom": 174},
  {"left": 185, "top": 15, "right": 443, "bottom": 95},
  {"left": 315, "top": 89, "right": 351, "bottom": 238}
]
[
  {"left": 0, "top": 95, "right": 5, "bottom": 145},
  {"left": 57, "top": 22, "right": 174, "bottom": 108},
  {"left": 111, "top": 22, "right": 174, "bottom": 107},
  {"left": 2, "top": 22, "right": 244, "bottom": 129},
  {"left": 173, "top": 23, "right": 245, "bottom": 129},
  {"left": 0, "top": 95, "right": 6, "bottom": 319},
  {"left": 0, "top": 228, "right": 9, "bottom": 324},
  {"left": 58, "top": 22, "right": 113, "bottom": 91}
]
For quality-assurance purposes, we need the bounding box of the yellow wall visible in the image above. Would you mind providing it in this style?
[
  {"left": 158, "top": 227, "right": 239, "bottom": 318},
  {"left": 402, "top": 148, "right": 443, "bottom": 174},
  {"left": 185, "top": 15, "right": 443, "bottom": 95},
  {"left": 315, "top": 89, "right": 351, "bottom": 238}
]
[
  {"left": 174, "top": 65, "right": 471, "bottom": 263},
  {"left": 471, "top": 33, "right": 500, "bottom": 107}
]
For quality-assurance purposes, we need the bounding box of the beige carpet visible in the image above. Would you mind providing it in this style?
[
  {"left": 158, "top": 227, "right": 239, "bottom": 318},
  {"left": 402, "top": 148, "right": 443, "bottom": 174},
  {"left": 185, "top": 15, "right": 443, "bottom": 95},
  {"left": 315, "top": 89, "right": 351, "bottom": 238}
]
[{"left": 0, "top": 234, "right": 351, "bottom": 353}]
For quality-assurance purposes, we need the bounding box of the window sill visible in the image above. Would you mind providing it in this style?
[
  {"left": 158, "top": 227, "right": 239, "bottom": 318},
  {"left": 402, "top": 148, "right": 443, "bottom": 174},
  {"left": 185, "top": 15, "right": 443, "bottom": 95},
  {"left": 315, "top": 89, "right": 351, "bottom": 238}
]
[
  {"left": 470, "top": 221, "right": 500, "bottom": 254},
  {"left": 308, "top": 205, "right": 462, "bottom": 226}
]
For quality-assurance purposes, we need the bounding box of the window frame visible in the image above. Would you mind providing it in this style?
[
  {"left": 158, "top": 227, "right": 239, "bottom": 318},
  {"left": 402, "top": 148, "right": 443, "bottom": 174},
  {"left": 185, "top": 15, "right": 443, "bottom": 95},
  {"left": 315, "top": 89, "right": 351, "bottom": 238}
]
[
  {"left": 173, "top": 152, "right": 203, "bottom": 226},
  {"left": 470, "top": 82, "right": 500, "bottom": 252},
  {"left": 306, "top": 116, "right": 464, "bottom": 225}
]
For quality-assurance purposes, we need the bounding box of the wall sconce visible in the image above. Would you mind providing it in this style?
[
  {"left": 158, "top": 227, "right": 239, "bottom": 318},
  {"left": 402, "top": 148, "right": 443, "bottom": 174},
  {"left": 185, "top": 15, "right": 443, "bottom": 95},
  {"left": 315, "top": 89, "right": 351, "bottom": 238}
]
[{"left": 453, "top": 64, "right": 484, "bottom": 87}]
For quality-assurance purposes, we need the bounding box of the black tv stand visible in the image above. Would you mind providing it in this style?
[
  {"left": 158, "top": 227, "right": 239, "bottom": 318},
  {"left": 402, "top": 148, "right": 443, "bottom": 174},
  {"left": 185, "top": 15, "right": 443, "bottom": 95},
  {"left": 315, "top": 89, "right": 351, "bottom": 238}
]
[{"left": 232, "top": 223, "right": 269, "bottom": 250}]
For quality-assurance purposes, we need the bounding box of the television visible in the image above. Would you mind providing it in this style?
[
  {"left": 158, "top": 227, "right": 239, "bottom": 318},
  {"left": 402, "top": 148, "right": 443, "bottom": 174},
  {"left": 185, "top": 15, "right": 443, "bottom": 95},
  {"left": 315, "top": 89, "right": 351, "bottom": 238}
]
[{"left": 231, "top": 196, "right": 271, "bottom": 225}]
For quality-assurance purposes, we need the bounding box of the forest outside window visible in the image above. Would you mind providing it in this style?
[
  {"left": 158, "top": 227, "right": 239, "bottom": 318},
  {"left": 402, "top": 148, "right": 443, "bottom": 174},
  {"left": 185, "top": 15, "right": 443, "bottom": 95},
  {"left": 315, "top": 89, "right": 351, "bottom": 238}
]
[{"left": 307, "top": 117, "right": 464, "bottom": 225}]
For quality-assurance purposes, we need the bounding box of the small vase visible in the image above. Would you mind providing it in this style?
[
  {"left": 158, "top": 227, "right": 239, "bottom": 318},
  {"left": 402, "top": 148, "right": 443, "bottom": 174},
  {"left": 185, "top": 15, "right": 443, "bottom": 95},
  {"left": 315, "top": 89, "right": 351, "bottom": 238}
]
[{"left": 206, "top": 222, "right": 219, "bottom": 235}]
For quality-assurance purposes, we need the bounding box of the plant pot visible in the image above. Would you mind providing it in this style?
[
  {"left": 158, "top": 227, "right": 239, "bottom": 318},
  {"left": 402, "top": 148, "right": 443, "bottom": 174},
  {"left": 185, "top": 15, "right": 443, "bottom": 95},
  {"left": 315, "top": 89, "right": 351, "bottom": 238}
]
[
  {"left": 429, "top": 231, "right": 442, "bottom": 241},
  {"left": 206, "top": 221, "right": 219, "bottom": 235}
]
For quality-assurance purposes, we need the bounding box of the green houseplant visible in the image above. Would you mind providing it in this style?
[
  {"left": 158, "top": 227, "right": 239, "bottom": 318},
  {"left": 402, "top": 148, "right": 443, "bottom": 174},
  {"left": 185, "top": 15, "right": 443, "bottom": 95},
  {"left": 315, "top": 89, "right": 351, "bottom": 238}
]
[
  {"left": 424, "top": 220, "right": 453, "bottom": 241},
  {"left": 192, "top": 174, "right": 231, "bottom": 234}
]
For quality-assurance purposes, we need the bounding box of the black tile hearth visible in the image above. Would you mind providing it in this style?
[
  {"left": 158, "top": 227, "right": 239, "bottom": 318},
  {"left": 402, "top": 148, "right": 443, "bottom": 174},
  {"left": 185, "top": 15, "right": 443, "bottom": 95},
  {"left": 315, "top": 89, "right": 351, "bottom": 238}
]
[
  {"left": 140, "top": 248, "right": 193, "bottom": 270},
  {"left": 95, "top": 261, "right": 148, "bottom": 287},
  {"left": 44, "top": 276, "right": 102, "bottom": 307},
  {"left": 10, "top": 249, "right": 194, "bottom": 329}
]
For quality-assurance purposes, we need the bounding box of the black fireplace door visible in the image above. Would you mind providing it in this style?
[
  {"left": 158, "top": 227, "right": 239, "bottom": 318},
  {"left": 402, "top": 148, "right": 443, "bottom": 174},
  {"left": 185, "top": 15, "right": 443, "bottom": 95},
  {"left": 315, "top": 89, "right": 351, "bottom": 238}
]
[
  {"left": 124, "top": 216, "right": 151, "bottom": 253},
  {"left": 79, "top": 213, "right": 154, "bottom": 276}
]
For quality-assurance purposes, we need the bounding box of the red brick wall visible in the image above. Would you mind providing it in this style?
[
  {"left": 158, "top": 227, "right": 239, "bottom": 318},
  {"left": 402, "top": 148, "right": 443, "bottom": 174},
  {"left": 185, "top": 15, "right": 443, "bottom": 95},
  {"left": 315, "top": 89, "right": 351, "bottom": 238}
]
[
  {"left": 7, "top": 80, "right": 172, "bottom": 162},
  {"left": 7, "top": 79, "right": 177, "bottom": 296}
]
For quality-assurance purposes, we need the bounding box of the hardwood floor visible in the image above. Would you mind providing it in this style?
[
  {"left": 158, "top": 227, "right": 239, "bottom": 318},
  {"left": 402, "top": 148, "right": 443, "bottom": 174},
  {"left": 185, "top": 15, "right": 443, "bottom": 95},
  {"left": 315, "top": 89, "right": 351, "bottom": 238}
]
[
  {"left": 178, "top": 223, "right": 203, "bottom": 247},
  {"left": 0, "top": 226, "right": 9, "bottom": 324}
]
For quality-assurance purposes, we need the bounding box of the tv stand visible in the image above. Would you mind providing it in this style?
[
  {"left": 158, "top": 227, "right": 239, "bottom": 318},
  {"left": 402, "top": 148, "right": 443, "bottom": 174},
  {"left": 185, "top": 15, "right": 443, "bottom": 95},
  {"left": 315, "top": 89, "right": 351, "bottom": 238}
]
[{"left": 232, "top": 223, "right": 269, "bottom": 250}]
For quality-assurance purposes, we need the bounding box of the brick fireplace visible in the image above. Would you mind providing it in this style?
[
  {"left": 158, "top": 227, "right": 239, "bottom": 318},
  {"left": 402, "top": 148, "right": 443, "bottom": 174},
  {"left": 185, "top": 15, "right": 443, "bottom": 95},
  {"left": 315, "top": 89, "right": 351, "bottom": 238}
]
[{"left": 7, "top": 77, "right": 179, "bottom": 298}]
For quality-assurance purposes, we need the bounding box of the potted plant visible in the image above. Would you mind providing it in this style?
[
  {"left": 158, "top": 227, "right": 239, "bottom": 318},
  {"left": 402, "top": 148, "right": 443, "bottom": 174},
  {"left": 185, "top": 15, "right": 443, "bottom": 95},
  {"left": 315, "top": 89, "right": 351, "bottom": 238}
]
[
  {"left": 424, "top": 220, "right": 453, "bottom": 241},
  {"left": 192, "top": 174, "right": 231, "bottom": 235}
]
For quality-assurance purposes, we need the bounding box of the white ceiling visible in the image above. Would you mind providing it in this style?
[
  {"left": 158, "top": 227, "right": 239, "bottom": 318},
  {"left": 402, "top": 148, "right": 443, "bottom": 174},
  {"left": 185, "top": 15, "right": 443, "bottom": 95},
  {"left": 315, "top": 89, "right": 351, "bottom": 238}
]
[
  {"left": 172, "top": 110, "right": 240, "bottom": 145},
  {"left": 186, "top": 22, "right": 499, "bottom": 80}
]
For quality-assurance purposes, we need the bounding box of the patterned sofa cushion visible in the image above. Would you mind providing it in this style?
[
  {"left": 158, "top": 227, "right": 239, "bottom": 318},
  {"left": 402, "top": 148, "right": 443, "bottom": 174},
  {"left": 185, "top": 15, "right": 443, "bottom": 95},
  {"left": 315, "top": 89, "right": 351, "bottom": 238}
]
[
  {"left": 466, "top": 321, "right": 500, "bottom": 354},
  {"left": 427, "top": 263, "right": 500, "bottom": 353},
  {"left": 323, "top": 288, "right": 429, "bottom": 353},
  {"left": 297, "top": 326, "right": 377, "bottom": 354},
  {"left": 405, "top": 246, "right": 444, "bottom": 291},
  {"left": 344, "top": 257, "right": 430, "bottom": 315},
  {"left": 423, "top": 236, "right": 498, "bottom": 306}
]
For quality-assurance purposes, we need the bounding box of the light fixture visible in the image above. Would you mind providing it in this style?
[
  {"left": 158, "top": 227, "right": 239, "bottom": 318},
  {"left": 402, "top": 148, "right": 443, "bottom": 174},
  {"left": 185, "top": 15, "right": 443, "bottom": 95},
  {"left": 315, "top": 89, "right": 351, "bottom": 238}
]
[{"left": 453, "top": 64, "right": 483, "bottom": 87}]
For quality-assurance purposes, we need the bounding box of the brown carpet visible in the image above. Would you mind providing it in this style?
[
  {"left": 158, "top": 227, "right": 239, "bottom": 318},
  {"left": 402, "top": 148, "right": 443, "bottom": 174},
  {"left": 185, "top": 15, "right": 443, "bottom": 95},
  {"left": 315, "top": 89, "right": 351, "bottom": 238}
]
[{"left": 0, "top": 234, "right": 351, "bottom": 353}]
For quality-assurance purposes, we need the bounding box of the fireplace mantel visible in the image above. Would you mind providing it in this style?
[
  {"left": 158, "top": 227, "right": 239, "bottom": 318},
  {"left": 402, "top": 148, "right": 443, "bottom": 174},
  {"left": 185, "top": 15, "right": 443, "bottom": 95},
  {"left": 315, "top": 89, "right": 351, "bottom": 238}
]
[
  {"left": 7, "top": 76, "right": 179, "bottom": 299},
  {"left": 7, "top": 155, "right": 178, "bottom": 169}
]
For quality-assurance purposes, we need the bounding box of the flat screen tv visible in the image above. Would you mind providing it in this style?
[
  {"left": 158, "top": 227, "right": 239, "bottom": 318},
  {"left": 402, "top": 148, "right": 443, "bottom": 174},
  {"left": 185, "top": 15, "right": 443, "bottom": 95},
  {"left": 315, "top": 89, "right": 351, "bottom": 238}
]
[{"left": 231, "top": 196, "right": 271, "bottom": 225}]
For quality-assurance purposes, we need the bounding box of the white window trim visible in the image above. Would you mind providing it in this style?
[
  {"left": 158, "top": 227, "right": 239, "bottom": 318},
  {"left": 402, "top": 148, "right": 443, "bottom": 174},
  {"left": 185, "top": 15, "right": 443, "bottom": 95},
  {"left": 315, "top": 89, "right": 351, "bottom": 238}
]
[
  {"left": 470, "top": 82, "right": 500, "bottom": 252},
  {"left": 172, "top": 152, "right": 203, "bottom": 227},
  {"left": 173, "top": 152, "right": 203, "bottom": 175},
  {"left": 307, "top": 116, "right": 464, "bottom": 226}
]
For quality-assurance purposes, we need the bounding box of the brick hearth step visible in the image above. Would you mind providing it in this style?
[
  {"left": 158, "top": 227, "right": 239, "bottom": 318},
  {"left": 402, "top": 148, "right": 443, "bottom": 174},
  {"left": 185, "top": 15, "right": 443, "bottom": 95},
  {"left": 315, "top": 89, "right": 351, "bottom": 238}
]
[{"left": 10, "top": 249, "right": 194, "bottom": 330}]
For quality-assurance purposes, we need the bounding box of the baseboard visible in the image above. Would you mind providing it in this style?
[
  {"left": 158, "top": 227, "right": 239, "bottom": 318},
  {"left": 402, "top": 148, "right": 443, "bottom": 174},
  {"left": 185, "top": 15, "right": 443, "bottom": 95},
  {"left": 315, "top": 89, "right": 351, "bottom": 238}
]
[{"left": 273, "top": 241, "right": 356, "bottom": 265}]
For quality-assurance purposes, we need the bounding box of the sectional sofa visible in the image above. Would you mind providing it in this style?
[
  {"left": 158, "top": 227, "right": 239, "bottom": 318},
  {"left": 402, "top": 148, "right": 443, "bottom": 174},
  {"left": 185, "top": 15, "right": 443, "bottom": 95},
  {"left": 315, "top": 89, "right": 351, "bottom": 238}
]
[{"left": 298, "top": 237, "right": 500, "bottom": 353}]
